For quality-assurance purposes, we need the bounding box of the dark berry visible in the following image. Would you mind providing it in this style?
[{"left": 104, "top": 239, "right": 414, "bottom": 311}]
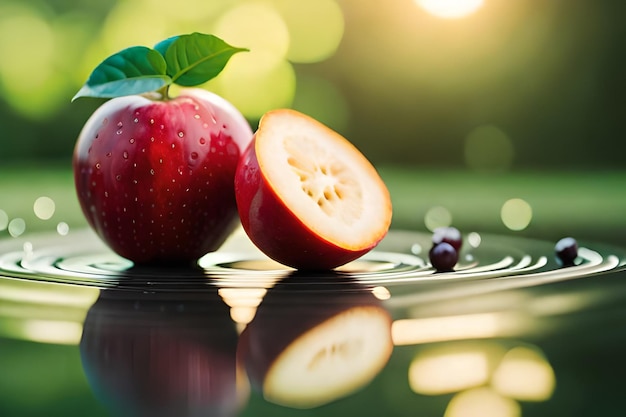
[
  {"left": 432, "top": 226, "right": 462, "bottom": 251},
  {"left": 429, "top": 242, "right": 458, "bottom": 272},
  {"left": 555, "top": 237, "right": 578, "bottom": 266}
]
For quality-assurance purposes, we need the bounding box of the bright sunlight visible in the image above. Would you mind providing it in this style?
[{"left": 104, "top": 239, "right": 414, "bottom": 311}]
[{"left": 416, "top": 0, "right": 485, "bottom": 19}]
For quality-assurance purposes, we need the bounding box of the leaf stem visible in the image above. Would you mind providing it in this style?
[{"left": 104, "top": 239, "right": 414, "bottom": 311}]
[{"left": 157, "top": 84, "right": 171, "bottom": 100}]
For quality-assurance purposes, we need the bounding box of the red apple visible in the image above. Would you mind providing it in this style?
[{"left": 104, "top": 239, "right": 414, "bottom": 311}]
[
  {"left": 237, "top": 275, "right": 393, "bottom": 408},
  {"left": 74, "top": 88, "right": 252, "bottom": 264},
  {"left": 80, "top": 287, "right": 247, "bottom": 417},
  {"left": 72, "top": 33, "right": 251, "bottom": 265},
  {"left": 234, "top": 109, "right": 392, "bottom": 270}
]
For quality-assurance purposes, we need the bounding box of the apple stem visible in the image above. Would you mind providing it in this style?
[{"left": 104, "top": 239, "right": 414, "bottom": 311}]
[{"left": 157, "top": 84, "right": 171, "bottom": 101}]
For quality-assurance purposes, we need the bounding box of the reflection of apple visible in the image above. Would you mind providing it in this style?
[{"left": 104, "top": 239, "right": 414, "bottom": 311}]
[
  {"left": 234, "top": 109, "right": 392, "bottom": 270},
  {"left": 80, "top": 286, "right": 245, "bottom": 417},
  {"left": 237, "top": 274, "right": 393, "bottom": 409}
]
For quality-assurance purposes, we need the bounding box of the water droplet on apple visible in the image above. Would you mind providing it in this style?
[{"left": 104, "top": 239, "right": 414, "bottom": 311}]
[
  {"left": 150, "top": 137, "right": 155, "bottom": 142},
  {"left": 150, "top": 169, "right": 155, "bottom": 175},
  {"left": 171, "top": 143, "right": 176, "bottom": 149},
  {"left": 95, "top": 163, "right": 101, "bottom": 169},
  {"left": 129, "top": 138, "right": 135, "bottom": 144},
  {"left": 133, "top": 118, "right": 139, "bottom": 123},
  {"left": 199, "top": 137, "right": 206, "bottom": 145},
  {"left": 178, "top": 131, "right": 184, "bottom": 138},
  {"left": 190, "top": 152, "right": 198, "bottom": 160},
  {"left": 149, "top": 119, "right": 155, "bottom": 125},
  {"left": 116, "top": 130, "right": 123, "bottom": 135},
  {"left": 117, "top": 121, "right": 123, "bottom": 127},
  {"left": 116, "top": 175, "right": 122, "bottom": 181},
  {"left": 106, "top": 152, "right": 112, "bottom": 157},
  {"left": 123, "top": 151, "right": 129, "bottom": 159},
  {"left": 194, "top": 114, "right": 200, "bottom": 119}
]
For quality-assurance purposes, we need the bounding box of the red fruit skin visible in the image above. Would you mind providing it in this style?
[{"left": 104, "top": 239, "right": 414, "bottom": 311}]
[
  {"left": 73, "top": 88, "right": 252, "bottom": 264},
  {"left": 234, "top": 139, "right": 378, "bottom": 270}
]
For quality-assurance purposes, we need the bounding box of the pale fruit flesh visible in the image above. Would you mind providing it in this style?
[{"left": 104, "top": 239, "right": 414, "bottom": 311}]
[{"left": 257, "top": 110, "right": 391, "bottom": 250}]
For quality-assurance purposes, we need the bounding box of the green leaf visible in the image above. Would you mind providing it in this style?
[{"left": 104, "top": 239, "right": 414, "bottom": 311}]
[
  {"left": 155, "top": 32, "right": 248, "bottom": 87},
  {"left": 72, "top": 46, "right": 170, "bottom": 101}
]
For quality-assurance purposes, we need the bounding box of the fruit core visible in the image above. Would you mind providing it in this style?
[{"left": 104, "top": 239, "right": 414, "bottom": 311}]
[{"left": 284, "top": 135, "right": 363, "bottom": 225}]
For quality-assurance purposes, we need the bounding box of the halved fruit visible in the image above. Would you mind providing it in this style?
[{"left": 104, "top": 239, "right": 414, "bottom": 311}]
[
  {"left": 237, "top": 276, "right": 393, "bottom": 409},
  {"left": 235, "top": 109, "right": 392, "bottom": 270}
]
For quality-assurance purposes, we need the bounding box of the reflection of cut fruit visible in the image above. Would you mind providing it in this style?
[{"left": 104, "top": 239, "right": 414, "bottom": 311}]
[
  {"left": 237, "top": 275, "right": 393, "bottom": 408},
  {"left": 235, "top": 109, "right": 392, "bottom": 270}
]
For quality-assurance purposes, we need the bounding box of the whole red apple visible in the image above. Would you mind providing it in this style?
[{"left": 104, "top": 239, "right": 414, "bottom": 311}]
[
  {"left": 73, "top": 33, "right": 251, "bottom": 265},
  {"left": 235, "top": 109, "right": 392, "bottom": 270}
]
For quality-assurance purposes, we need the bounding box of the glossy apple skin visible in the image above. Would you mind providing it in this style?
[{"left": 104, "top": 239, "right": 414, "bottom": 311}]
[
  {"left": 235, "top": 139, "right": 380, "bottom": 270},
  {"left": 80, "top": 288, "right": 244, "bottom": 417},
  {"left": 237, "top": 274, "right": 393, "bottom": 403},
  {"left": 74, "top": 88, "right": 253, "bottom": 265}
]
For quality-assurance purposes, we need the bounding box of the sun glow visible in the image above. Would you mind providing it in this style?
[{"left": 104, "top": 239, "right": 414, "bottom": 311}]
[{"left": 416, "top": 0, "right": 485, "bottom": 19}]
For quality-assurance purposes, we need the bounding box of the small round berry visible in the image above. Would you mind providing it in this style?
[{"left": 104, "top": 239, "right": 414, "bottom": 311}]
[
  {"left": 429, "top": 242, "right": 458, "bottom": 272},
  {"left": 432, "top": 226, "right": 462, "bottom": 251},
  {"left": 555, "top": 237, "right": 578, "bottom": 266}
]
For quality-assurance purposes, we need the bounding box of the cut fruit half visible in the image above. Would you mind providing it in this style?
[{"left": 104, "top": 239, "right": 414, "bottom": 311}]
[
  {"left": 237, "top": 276, "right": 394, "bottom": 409},
  {"left": 235, "top": 109, "right": 392, "bottom": 269}
]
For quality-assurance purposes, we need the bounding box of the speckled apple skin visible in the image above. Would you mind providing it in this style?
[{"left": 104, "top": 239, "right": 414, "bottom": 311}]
[
  {"left": 234, "top": 138, "right": 379, "bottom": 270},
  {"left": 74, "top": 89, "right": 252, "bottom": 264}
]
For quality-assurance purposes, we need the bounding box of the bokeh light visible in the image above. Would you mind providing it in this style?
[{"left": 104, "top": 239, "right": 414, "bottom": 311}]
[
  {"left": 501, "top": 198, "right": 533, "bottom": 231},
  {"left": 424, "top": 206, "right": 453, "bottom": 231},
  {"left": 468, "top": 232, "right": 482, "bottom": 248},
  {"left": 209, "top": 59, "right": 296, "bottom": 120},
  {"left": 214, "top": 3, "right": 290, "bottom": 72},
  {"left": 56, "top": 222, "right": 70, "bottom": 236},
  {"left": 465, "top": 125, "right": 515, "bottom": 172},
  {"left": 270, "top": 0, "right": 344, "bottom": 63},
  {"left": 208, "top": 2, "right": 295, "bottom": 119},
  {"left": 33, "top": 196, "right": 55, "bottom": 220},
  {"left": 0, "top": 3, "right": 64, "bottom": 118},
  {"left": 409, "top": 348, "right": 492, "bottom": 395},
  {"left": 8, "top": 218, "right": 26, "bottom": 237},
  {"left": 444, "top": 387, "right": 521, "bottom": 417},
  {"left": 416, "top": 0, "right": 485, "bottom": 19},
  {"left": 491, "top": 346, "right": 556, "bottom": 401}
]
